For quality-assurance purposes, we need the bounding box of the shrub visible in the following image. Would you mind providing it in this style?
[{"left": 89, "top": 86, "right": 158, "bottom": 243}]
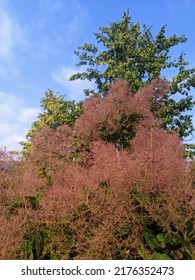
[{"left": 0, "top": 78, "right": 194, "bottom": 259}]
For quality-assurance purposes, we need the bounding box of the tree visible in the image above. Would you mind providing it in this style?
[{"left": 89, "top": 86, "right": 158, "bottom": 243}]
[
  {"left": 70, "top": 10, "right": 195, "bottom": 141},
  {"left": 20, "top": 89, "right": 83, "bottom": 157}
]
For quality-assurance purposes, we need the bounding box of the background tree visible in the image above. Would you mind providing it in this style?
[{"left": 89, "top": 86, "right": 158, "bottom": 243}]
[
  {"left": 20, "top": 89, "right": 83, "bottom": 157},
  {"left": 70, "top": 10, "right": 195, "bottom": 142}
]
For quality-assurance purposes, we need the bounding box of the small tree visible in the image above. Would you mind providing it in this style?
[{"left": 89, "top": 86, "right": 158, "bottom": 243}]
[{"left": 20, "top": 90, "right": 83, "bottom": 157}]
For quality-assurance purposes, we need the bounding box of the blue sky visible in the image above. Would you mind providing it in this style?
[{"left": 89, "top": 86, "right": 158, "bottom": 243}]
[{"left": 0, "top": 0, "right": 195, "bottom": 151}]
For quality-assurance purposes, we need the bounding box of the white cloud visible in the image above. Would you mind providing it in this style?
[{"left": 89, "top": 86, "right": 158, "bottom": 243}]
[
  {"left": 0, "top": 122, "right": 25, "bottom": 152},
  {"left": 0, "top": 91, "right": 22, "bottom": 120},
  {"left": 0, "top": 8, "right": 24, "bottom": 61},
  {"left": 52, "top": 65, "right": 95, "bottom": 101},
  {"left": 17, "top": 108, "right": 40, "bottom": 124},
  {"left": 0, "top": 123, "right": 13, "bottom": 135},
  {"left": 0, "top": 0, "right": 26, "bottom": 83},
  {"left": 1, "top": 132, "right": 25, "bottom": 152},
  {"left": 0, "top": 91, "right": 40, "bottom": 152}
]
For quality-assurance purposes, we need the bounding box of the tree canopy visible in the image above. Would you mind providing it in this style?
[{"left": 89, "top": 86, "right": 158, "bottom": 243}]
[
  {"left": 70, "top": 11, "right": 195, "bottom": 140},
  {"left": 20, "top": 90, "right": 83, "bottom": 157}
]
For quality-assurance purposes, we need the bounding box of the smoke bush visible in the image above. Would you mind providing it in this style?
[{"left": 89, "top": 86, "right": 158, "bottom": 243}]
[{"left": 0, "top": 78, "right": 194, "bottom": 259}]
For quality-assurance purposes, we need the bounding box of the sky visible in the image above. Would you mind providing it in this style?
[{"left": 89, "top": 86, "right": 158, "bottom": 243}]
[{"left": 0, "top": 0, "right": 195, "bottom": 152}]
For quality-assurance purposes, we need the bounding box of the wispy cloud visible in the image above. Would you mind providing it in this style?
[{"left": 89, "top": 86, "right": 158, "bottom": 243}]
[
  {"left": 52, "top": 65, "right": 95, "bottom": 101},
  {"left": 0, "top": 91, "right": 22, "bottom": 120},
  {"left": 17, "top": 108, "right": 40, "bottom": 124},
  {"left": 0, "top": 123, "right": 25, "bottom": 152},
  {"left": 0, "top": 6, "right": 24, "bottom": 61},
  {"left": 0, "top": 91, "right": 40, "bottom": 151},
  {"left": 36, "top": 0, "right": 88, "bottom": 49},
  {"left": 0, "top": 0, "right": 26, "bottom": 82},
  {"left": 64, "top": 1, "right": 88, "bottom": 44}
]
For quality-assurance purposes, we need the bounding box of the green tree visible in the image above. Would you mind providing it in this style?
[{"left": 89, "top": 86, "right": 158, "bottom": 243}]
[
  {"left": 20, "top": 89, "right": 83, "bottom": 157},
  {"left": 70, "top": 11, "right": 195, "bottom": 140}
]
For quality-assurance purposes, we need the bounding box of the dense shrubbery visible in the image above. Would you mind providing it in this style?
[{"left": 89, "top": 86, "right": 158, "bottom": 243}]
[{"left": 0, "top": 78, "right": 194, "bottom": 259}]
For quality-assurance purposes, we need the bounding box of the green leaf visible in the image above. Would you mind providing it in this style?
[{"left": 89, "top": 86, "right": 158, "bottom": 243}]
[
  {"left": 151, "top": 252, "right": 172, "bottom": 260},
  {"left": 156, "top": 233, "right": 166, "bottom": 242},
  {"left": 143, "top": 230, "right": 158, "bottom": 250},
  {"left": 29, "top": 250, "right": 34, "bottom": 260}
]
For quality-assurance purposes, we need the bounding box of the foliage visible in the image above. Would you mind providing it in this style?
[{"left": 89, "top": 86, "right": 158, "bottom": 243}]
[
  {"left": 0, "top": 79, "right": 194, "bottom": 260},
  {"left": 70, "top": 10, "right": 195, "bottom": 140},
  {"left": 20, "top": 89, "right": 83, "bottom": 157},
  {"left": 184, "top": 143, "right": 195, "bottom": 158}
]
